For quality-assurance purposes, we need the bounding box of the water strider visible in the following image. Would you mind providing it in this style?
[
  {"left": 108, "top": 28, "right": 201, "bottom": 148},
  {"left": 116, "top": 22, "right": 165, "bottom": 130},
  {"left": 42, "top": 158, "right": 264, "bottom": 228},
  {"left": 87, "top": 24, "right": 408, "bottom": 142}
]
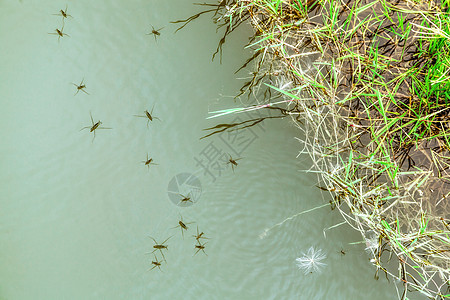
[
  {"left": 79, "top": 112, "right": 110, "bottom": 142},
  {"left": 48, "top": 25, "right": 69, "bottom": 42},
  {"left": 149, "top": 254, "right": 163, "bottom": 271},
  {"left": 177, "top": 193, "right": 193, "bottom": 205},
  {"left": 149, "top": 236, "right": 171, "bottom": 262},
  {"left": 146, "top": 25, "right": 163, "bottom": 41},
  {"left": 172, "top": 215, "right": 194, "bottom": 238},
  {"left": 142, "top": 154, "right": 157, "bottom": 170},
  {"left": 53, "top": 5, "right": 72, "bottom": 22},
  {"left": 192, "top": 225, "right": 209, "bottom": 242},
  {"left": 134, "top": 104, "right": 161, "bottom": 128},
  {"left": 193, "top": 241, "right": 207, "bottom": 256},
  {"left": 226, "top": 154, "right": 241, "bottom": 172},
  {"left": 72, "top": 79, "right": 89, "bottom": 95}
]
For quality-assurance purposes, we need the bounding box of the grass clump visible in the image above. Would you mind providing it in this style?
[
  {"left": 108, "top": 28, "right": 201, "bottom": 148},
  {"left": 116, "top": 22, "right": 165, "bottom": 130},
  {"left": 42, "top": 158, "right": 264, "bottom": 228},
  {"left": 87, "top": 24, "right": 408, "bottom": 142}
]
[{"left": 174, "top": 0, "right": 450, "bottom": 298}]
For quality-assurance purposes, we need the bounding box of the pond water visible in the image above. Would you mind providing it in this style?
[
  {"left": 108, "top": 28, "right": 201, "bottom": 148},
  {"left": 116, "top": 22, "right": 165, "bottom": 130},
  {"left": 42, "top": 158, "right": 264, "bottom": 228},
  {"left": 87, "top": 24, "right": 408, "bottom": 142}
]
[{"left": 0, "top": 1, "right": 424, "bottom": 299}]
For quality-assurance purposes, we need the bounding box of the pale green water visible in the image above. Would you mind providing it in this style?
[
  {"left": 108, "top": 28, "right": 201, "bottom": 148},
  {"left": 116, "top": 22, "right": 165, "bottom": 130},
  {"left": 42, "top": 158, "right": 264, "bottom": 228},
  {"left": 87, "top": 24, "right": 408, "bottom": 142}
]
[{"left": 0, "top": 1, "right": 423, "bottom": 299}]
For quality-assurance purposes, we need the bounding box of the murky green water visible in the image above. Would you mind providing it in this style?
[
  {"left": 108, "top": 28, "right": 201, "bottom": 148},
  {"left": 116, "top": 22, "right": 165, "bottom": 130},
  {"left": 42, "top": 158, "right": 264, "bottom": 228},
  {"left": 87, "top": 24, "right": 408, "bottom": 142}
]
[{"left": 0, "top": 1, "right": 424, "bottom": 299}]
